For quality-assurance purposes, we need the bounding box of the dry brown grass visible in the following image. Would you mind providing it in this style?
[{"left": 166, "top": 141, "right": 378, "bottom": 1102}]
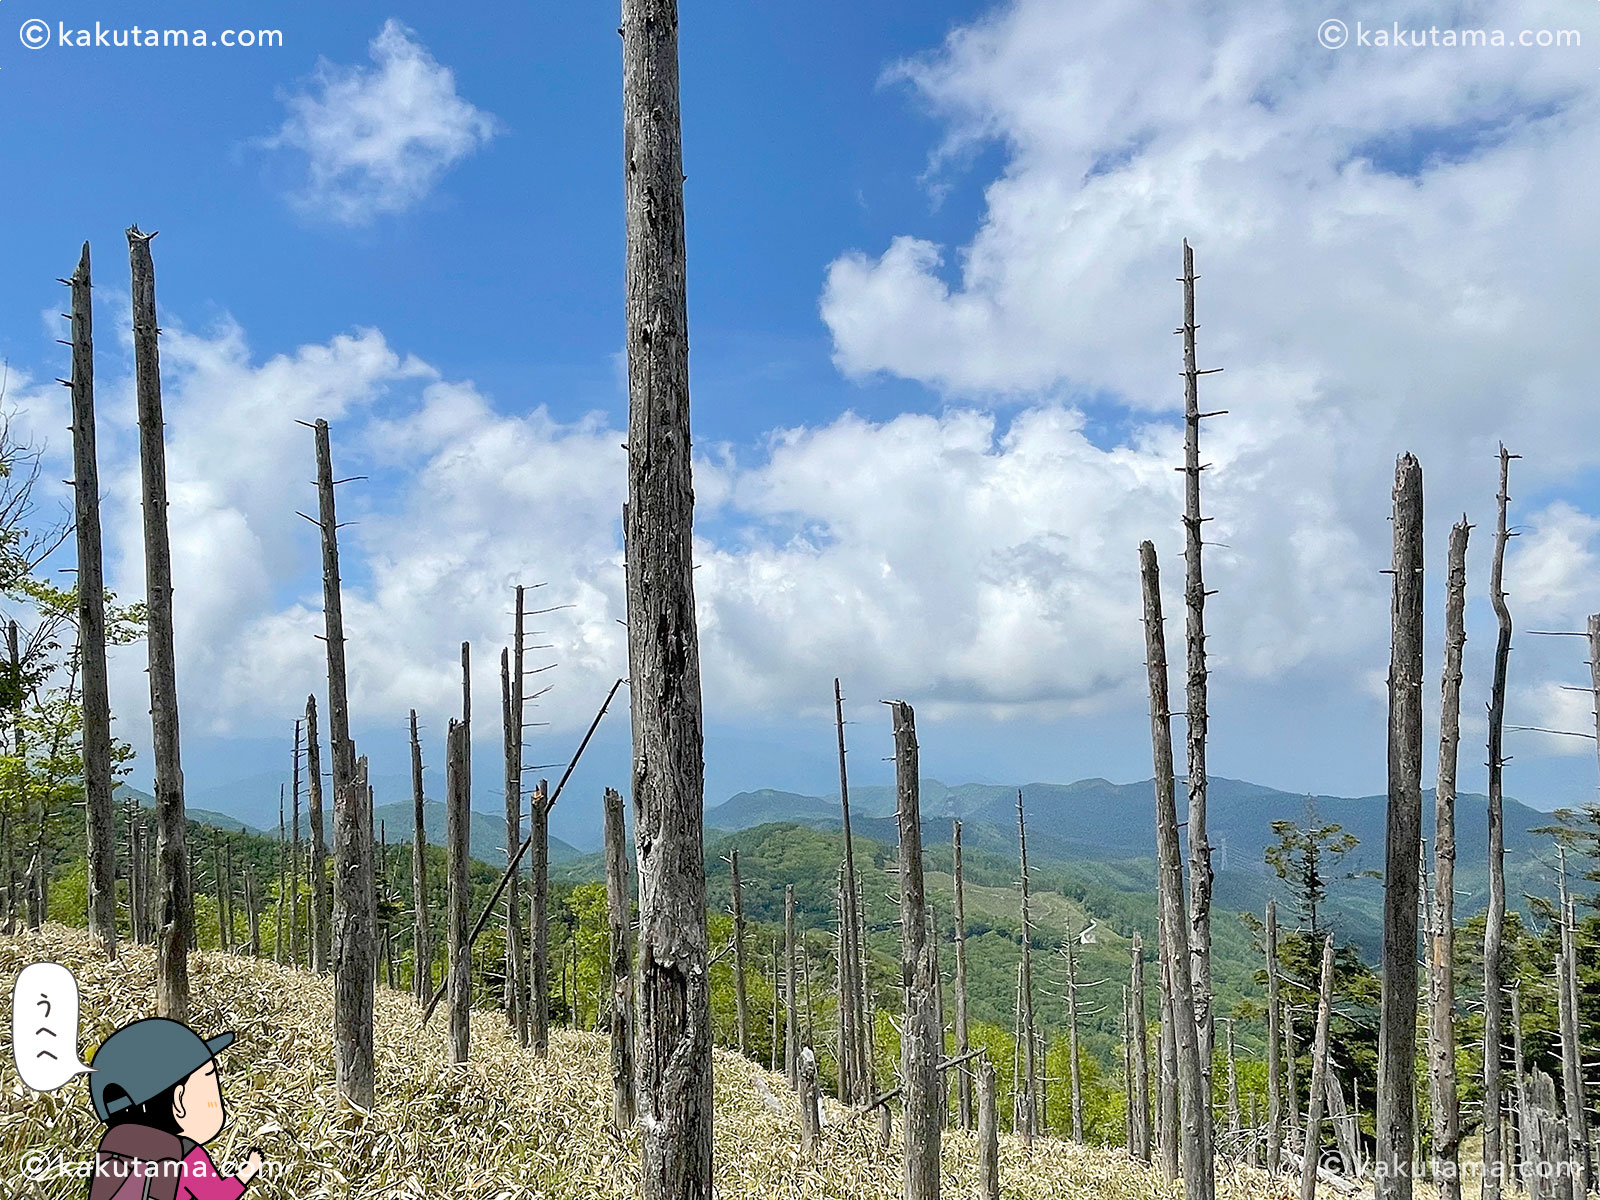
[{"left": 2, "top": 927, "right": 1380, "bottom": 1199}]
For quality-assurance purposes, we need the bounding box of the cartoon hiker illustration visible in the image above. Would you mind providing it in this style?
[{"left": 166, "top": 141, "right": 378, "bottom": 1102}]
[{"left": 86, "top": 1017, "right": 265, "bottom": 1200}]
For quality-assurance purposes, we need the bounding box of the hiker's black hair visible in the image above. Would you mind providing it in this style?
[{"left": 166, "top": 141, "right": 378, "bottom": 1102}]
[{"left": 101, "top": 1081, "right": 183, "bottom": 1136}]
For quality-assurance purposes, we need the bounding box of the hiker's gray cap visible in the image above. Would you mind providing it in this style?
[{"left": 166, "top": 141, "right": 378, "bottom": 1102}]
[{"left": 88, "top": 1018, "right": 235, "bottom": 1122}]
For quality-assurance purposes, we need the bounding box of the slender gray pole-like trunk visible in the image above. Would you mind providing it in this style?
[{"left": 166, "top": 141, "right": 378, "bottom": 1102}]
[
  {"left": 1141, "top": 540, "right": 1213, "bottom": 1200},
  {"left": 1557, "top": 865, "right": 1590, "bottom": 1195},
  {"left": 306, "top": 694, "right": 329, "bottom": 973},
  {"left": 530, "top": 777, "right": 550, "bottom": 1053},
  {"left": 501, "top": 647, "right": 527, "bottom": 1044},
  {"left": 129, "top": 226, "right": 191, "bottom": 1020},
  {"left": 311, "top": 421, "right": 355, "bottom": 844},
  {"left": 333, "top": 753, "right": 374, "bottom": 1106},
  {"left": 290, "top": 720, "right": 302, "bottom": 967},
  {"left": 244, "top": 865, "right": 260, "bottom": 957},
  {"left": 445, "top": 718, "right": 470, "bottom": 1063},
  {"left": 1300, "top": 934, "right": 1337, "bottom": 1200},
  {"left": 1432, "top": 517, "right": 1469, "bottom": 1200},
  {"left": 731, "top": 849, "right": 749, "bottom": 1054},
  {"left": 1125, "top": 986, "right": 1137, "bottom": 1154},
  {"left": 1287, "top": 996, "right": 1301, "bottom": 1133},
  {"left": 1067, "top": 927, "right": 1084, "bottom": 1143},
  {"left": 1484, "top": 445, "right": 1515, "bottom": 1200},
  {"left": 836, "top": 865, "right": 848, "bottom": 1100},
  {"left": 771, "top": 943, "right": 780, "bottom": 1072},
  {"left": 605, "top": 786, "right": 637, "bottom": 1128},
  {"left": 1377, "top": 453, "right": 1424, "bottom": 1200},
  {"left": 410, "top": 710, "right": 428, "bottom": 1003},
  {"left": 1158, "top": 929, "right": 1180, "bottom": 1179},
  {"left": 511, "top": 587, "right": 529, "bottom": 1038},
  {"left": 857, "top": 875, "right": 874, "bottom": 1104},
  {"left": 1016, "top": 790, "right": 1039, "bottom": 1144},
  {"left": 622, "top": 0, "right": 714, "bottom": 1190},
  {"left": 799, "top": 1046, "right": 821, "bottom": 1153},
  {"left": 1267, "top": 900, "right": 1284, "bottom": 1175},
  {"left": 786, "top": 884, "right": 799, "bottom": 1088},
  {"left": 68, "top": 244, "right": 116, "bottom": 959},
  {"left": 1226, "top": 1020, "right": 1240, "bottom": 1145},
  {"left": 977, "top": 1056, "right": 1000, "bottom": 1200},
  {"left": 952, "top": 820, "right": 973, "bottom": 1129},
  {"left": 126, "top": 800, "right": 143, "bottom": 944},
  {"left": 889, "top": 700, "right": 940, "bottom": 1200},
  {"left": 835, "top": 678, "right": 867, "bottom": 1102},
  {"left": 1511, "top": 985, "right": 1529, "bottom": 1191},
  {"left": 1179, "top": 239, "right": 1215, "bottom": 1086},
  {"left": 1132, "top": 932, "right": 1152, "bottom": 1162},
  {"left": 275, "top": 792, "right": 286, "bottom": 962}
]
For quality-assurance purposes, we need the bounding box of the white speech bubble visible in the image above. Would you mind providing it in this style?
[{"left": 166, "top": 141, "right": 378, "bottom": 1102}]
[{"left": 11, "top": 963, "right": 94, "bottom": 1091}]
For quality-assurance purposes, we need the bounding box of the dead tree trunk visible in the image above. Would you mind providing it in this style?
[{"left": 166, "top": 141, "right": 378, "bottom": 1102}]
[
  {"left": 501, "top": 647, "right": 527, "bottom": 1045},
  {"left": 410, "top": 710, "right": 428, "bottom": 1003},
  {"left": 836, "top": 864, "right": 849, "bottom": 1100},
  {"left": 1158, "top": 933, "right": 1180, "bottom": 1179},
  {"left": 786, "top": 883, "right": 799, "bottom": 1088},
  {"left": 307, "top": 694, "right": 329, "bottom": 973},
  {"left": 605, "top": 786, "right": 637, "bottom": 1128},
  {"left": 510, "top": 587, "right": 529, "bottom": 1039},
  {"left": 275, "top": 792, "right": 286, "bottom": 962},
  {"left": 799, "top": 1046, "right": 821, "bottom": 1153},
  {"left": 1557, "top": 866, "right": 1590, "bottom": 1195},
  {"left": 244, "top": 865, "right": 260, "bottom": 957},
  {"left": 1016, "top": 789, "right": 1039, "bottom": 1144},
  {"left": 977, "top": 1055, "right": 1000, "bottom": 1200},
  {"left": 1227, "top": 1020, "right": 1241, "bottom": 1146},
  {"left": 1140, "top": 540, "right": 1213, "bottom": 1200},
  {"left": 291, "top": 720, "right": 302, "bottom": 967},
  {"left": 1433, "top": 517, "right": 1469, "bottom": 1200},
  {"left": 1132, "top": 932, "right": 1152, "bottom": 1162},
  {"left": 530, "top": 777, "right": 550, "bottom": 1054},
  {"left": 889, "top": 700, "right": 940, "bottom": 1200},
  {"left": 127, "top": 800, "right": 143, "bottom": 944},
  {"left": 333, "top": 753, "right": 374, "bottom": 1106},
  {"left": 953, "top": 819, "right": 973, "bottom": 1129},
  {"left": 835, "top": 678, "right": 868, "bottom": 1102},
  {"left": 1179, "top": 239, "right": 1216, "bottom": 1090},
  {"left": 1512, "top": 985, "right": 1530, "bottom": 1191},
  {"left": 129, "top": 226, "right": 191, "bottom": 1021},
  {"left": 1300, "top": 934, "right": 1337, "bottom": 1200},
  {"left": 446, "top": 718, "right": 470, "bottom": 1064},
  {"left": 732, "top": 848, "right": 749, "bottom": 1054},
  {"left": 621, "top": 0, "right": 715, "bottom": 1190},
  {"left": 1377, "top": 453, "right": 1424, "bottom": 1200},
  {"left": 1484, "top": 444, "right": 1516, "bottom": 1200},
  {"left": 1066, "top": 925, "right": 1084, "bottom": 1143},
  {"left": 68, "top": 243, "right": 117, "bottom": 959},
  {"left": 1268, "top": 900, "right": 1284, "bottom": 1174}
]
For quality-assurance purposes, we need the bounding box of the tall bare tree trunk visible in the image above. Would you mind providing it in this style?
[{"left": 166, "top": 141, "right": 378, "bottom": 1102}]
[
  {"left": 1179, "top": 239, "right": 1216, "bottom": 1090},
  {"left": 1300, "top": 934, "right": 1337, "bottom": 1200},
  {"left": 835, "top": 678, "right": 868, "bottom": 1103},
  {"left": 953, "top": 820, "right": 973, "bottom": 1129},
  {"left": 799, "top": 1047, "right": 821, "bottom": 1153},
  {"left": 1141, "top": 540, "right": 1213, "bottom": 1200},
  {"left": 621, "top": 5, "right": 714, "bottom": 1194},
  {"left": 1158, "top": 933, "right": 1180, "bottom": 1179},
  {"left": 1267, "top": 900, "right": 1284, "bottom": 1174},
  {"left": 307, "top": 694, "right": 329, "bottom": 973},
  {"left": 730, "top": 849, "right": 749, "bottom": 1054},
  {"left": 1066, "top": 926, "right": 1084, "bottom": 1143},
  {"left": 511, "top": 587, "right": 529, "bottom": 1038},
  {"left": 126, "top": 800, "right": 143, "bottom": 944},
  {"left": 978, "top": 1056, "right": 1000, "bottom": 1200},
  {"left": 445, "top": 717, "right": 470, "bottom": 1064},
  {"left": 333, "top": 753, "right": 374, "bottom": 1106},
  {"left": 128, "top": 227, "right": 191, "bottom": 1019},
  {"left": 290, "top": 720, "right": 302, "bottom": 967},
  {"left": 605, "top": 786, "right": 637, "bottom": 1128},
  {"left": 1431, "top": 517, "right": 1469, "bottom": 1200},
  {"left": 1017, "top": 790, "right": 1039, "bottom": 1144},
  {"left": 1132, "top": 932, "right": 1152, "bottom": 1162},
  {"left": 410, "top": 710, "right": 428, "bottom": 1003},
  {"left": 1377, "top": 453, "right": 1424, "bottom": 1200},
  {"left": 67, "top": 244, "right": 117, "bottom": 958},
  {"left": 501, "top": 647, "right": 527, "bottom": 1044},
  {"left": 1484, "top": 445, "right": 1515, "bottom": 1200},
  {"left": 529, "top": 777, "right": 551, "bottom": 1053},
  {"left": 275, "top": 792, "right": 286, "bottom": 962},
  {"left": 888, "top": 700, "right": 939, "bottom": 1200},
  {"left": 786, "top": 883, "right": 799, "bottom": 1088}
]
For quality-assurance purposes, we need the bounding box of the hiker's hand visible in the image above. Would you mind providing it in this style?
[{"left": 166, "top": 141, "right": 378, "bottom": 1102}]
[{"left": 239, "top": 1149, "right": 265, "bottom": 1183}]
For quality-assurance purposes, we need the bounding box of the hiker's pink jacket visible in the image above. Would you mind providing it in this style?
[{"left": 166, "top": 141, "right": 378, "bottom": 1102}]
[{"left": 176, "top": 1144, "right": 247, "bottom": 1200}]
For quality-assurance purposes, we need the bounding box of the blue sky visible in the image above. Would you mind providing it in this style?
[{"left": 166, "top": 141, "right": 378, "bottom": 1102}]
[{"left": 3, "top": 0, "right": 1600, "bottom": 849}]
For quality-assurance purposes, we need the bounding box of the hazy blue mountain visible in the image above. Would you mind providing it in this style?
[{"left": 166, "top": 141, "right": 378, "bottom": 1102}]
[
  {"left": 372, "top": 800, "right": 581, "bottom": 868},
  {"left": 114, "top": 784, "right": 255, "bottom": 833}
]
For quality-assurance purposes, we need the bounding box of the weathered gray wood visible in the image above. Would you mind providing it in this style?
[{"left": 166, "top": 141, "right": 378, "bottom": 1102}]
[
  {"left": 1140, "top": 540, "right": 1213, "bottom": 1200},
  {"left": 1016, "top": 789, "right": 1038, "bottom": 1144},
  {"left": 1513, "top": 984, "right": 1530, "bottom": 1190},
  {"left": 834, "top": 678, "right": 867, "bottom": 1102},
  {"left": 1179, "top": 240, "right": 1215, "bottom": 1086},
  {"left": 732, "top": 848, "right": 749, "bottom": 1054},
  {"left": 378, "top": 821, "right": 394, "bottom": 990},
  {"left": 1378, "top": 453, "right": 1424, "bottom": 1200},
  {"left": 310, "top": 420, "right": 355, "bottom": 873},
  {"left": 1484, "top": 445, "right": 1515, "bottom": 1200},
  {"left": 835, "top": 864, "right": 848, "bottom": 1100},
  {"left": 1432, "top": 518, "right": 1469, "bottom": 1200},
  {"left": 799, "top": 1046, "right": 821, "bottom": 1153},
  {"left": 409, "top": 709, "right": 428, "bottom": 1003},
  {"left": 977, "top": 1055, "right": 1000, "bottom": 1200},
  {"left": 1226, "top": 1019, "right": 1240, "bottom": 1145},
  {"left": 1066, "top": 923, "right": 1084, "bottom": 1143},
  {"left": 770, "top": 942, "right": 781, "bottom": 1072},
  {"left": 1525, "top": 1070, "right": 1577, "bottom": 1200},
  {"left": 244, "top": 865, "right": 260, "bottom": 957},
  {"left": 126, "top": 799, "right": 143, "bottom": 943},
  {"left": 501, "top": 647, "right": 527, "bottom": 1045},
  {"left": 1131, "top": 931, "right": 1151, "bottom": 1162},
  {"left": 290, "top": 719, "right": 302, "bottom": 967},
  {"left": 128, "top": 226, "right": 191, "bottom": 1020},
  {"left": 1267, "top": 900, "right": 1283, "bottom": 1174},
  {"left": 952, "top": 820, "right": 973, "bottom": 1129},
  {"left": 509, "top": 587, "right": 529, "bottom": 1040},
  {"left": 1300, "top": 934, "right": 1337, "bottom": 1200},
  {"left": 530, "top": 776, "right": 550, "bottom": 1053},
  {"left": 605, "top": 786, "right": 637, "bottom": 1128},
  {"left": 889, "top": 700, "right": 940, "bottom": 1200},
  {"left": 621, "top": 0, "right": 714, "bottom": 1190},
  {"left": 786, "top": 883, "right": 799, "bottom": 1088},
  {"left": 68, "top": 244, "right": 116, "bottom": 959},
  {"left": 1158, "top": 932, "right": 1180, "bottom": 1179},
  {"left": 306, "top": 694, "right": 329, "bottom": 973},
  {"left": 1326, "top": 1066, "right": 1360, "bottom": 1178},
  {"left": 445, "top": 718, "right": 470, "bottom": 1063},
  {"left": 332, "top": 753, "right": 374, "bottom": 1105},
  {"left": 275, "top": 791, "right": 286, "bottom": 962},
  {"left": 1556, "top": 883, "right": 1590, "bottom": 1195}
]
